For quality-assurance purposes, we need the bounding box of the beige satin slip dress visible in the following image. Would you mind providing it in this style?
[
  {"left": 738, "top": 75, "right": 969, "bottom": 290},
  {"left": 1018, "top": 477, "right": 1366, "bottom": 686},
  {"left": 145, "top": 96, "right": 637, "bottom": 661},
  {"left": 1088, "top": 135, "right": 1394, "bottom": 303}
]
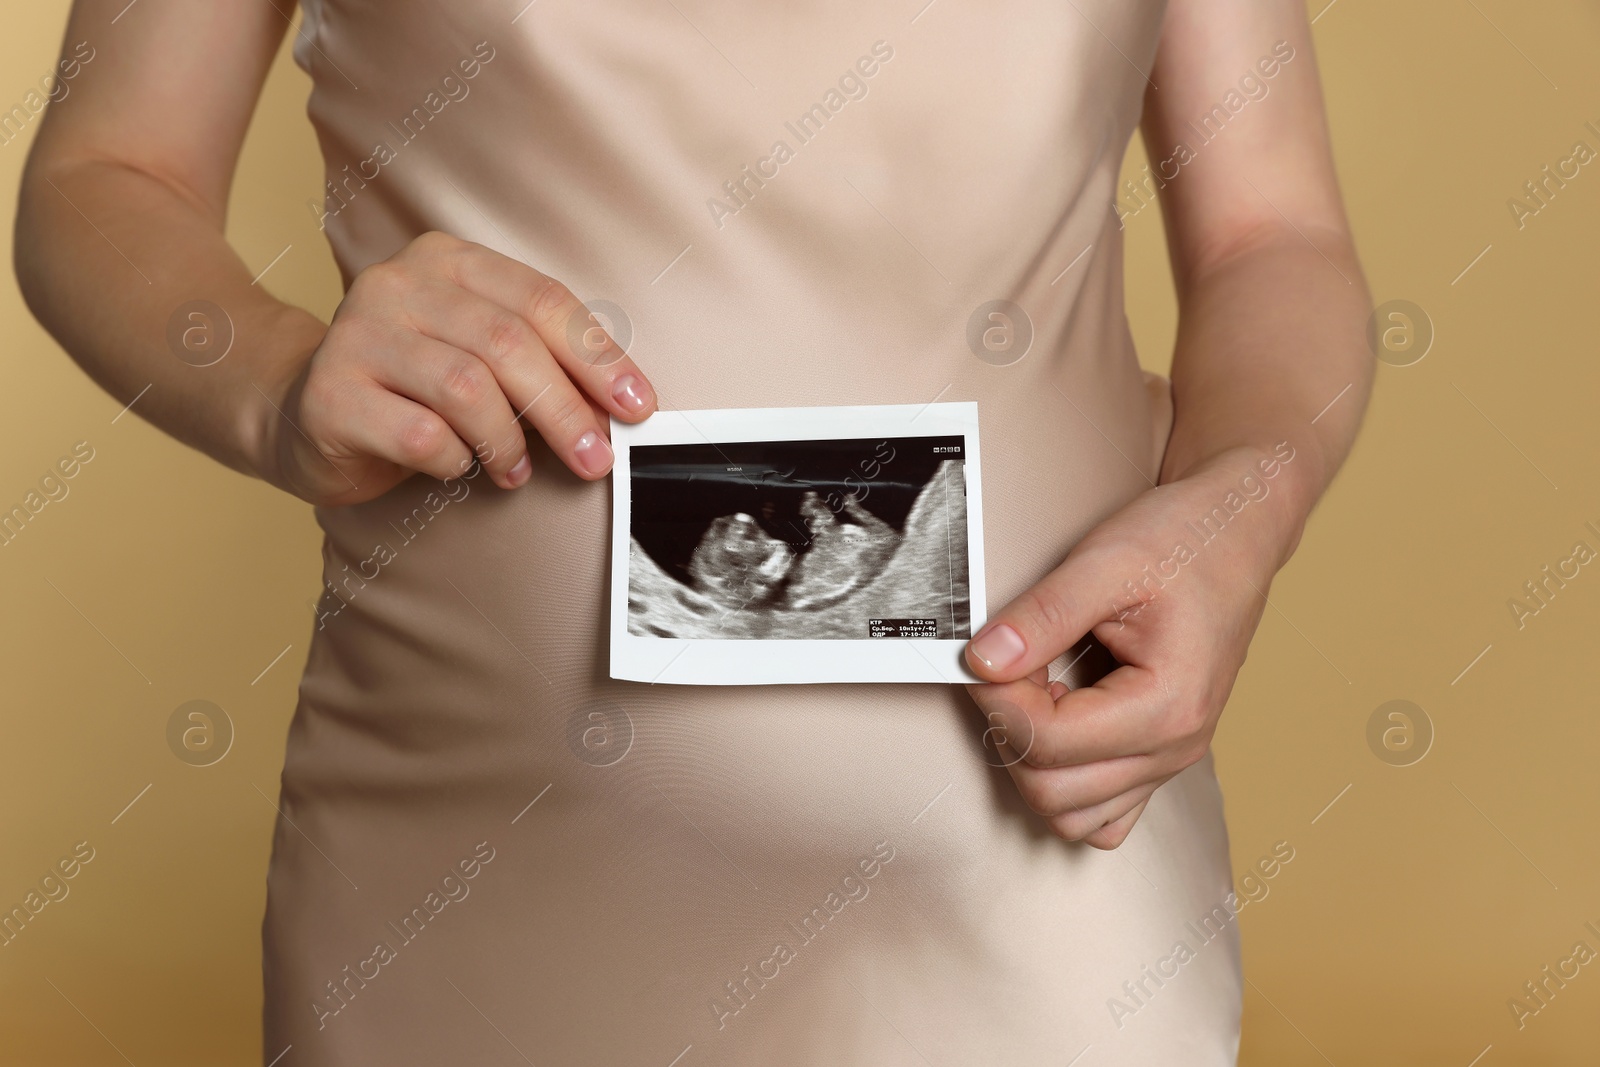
[{"left": 264, "top": 1, "right": 1243, "bottom": 1062}]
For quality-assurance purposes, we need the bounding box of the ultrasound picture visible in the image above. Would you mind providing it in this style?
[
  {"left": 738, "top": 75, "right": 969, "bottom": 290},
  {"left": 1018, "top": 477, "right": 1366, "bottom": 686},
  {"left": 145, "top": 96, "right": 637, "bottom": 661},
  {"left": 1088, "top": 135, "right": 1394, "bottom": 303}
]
[{"left": 627, "top": 436, "right": 972, "bottom": 640}]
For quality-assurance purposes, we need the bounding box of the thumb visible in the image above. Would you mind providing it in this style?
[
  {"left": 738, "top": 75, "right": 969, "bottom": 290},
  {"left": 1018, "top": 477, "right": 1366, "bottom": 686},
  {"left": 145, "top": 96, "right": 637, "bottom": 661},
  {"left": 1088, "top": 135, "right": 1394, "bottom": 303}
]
[{"left": 965, "top": 548, "right": 1128, "bottom": 683}]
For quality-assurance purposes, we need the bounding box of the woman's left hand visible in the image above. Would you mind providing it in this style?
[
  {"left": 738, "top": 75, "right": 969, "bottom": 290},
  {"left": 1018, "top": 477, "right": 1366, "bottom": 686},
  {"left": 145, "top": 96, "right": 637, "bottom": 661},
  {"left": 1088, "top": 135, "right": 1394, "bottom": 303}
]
[{"left": 963, "top": 443, "right": 1311, "bottom": 849}]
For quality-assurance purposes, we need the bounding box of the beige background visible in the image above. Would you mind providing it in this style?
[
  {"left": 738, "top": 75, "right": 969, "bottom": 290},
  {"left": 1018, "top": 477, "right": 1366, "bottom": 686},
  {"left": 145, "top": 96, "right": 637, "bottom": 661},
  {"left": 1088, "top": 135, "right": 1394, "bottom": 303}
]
[{"left": 2, "top": 1, "right": 1598, "bottom": 1063}]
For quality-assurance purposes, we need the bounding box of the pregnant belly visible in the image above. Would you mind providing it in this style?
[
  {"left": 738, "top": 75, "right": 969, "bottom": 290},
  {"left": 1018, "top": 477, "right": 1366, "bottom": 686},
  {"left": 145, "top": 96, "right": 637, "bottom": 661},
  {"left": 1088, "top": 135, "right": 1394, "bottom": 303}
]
[{"left": 289, "top": 364, "right": 1162, "bottom": 874}]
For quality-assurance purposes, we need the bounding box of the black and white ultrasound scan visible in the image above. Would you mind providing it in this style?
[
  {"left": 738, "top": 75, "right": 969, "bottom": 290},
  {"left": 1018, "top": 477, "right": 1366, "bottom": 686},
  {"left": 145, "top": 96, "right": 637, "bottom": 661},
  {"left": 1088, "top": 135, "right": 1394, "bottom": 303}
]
[{"left": 608, "top": 403, "right": 986, "bottom": 685}]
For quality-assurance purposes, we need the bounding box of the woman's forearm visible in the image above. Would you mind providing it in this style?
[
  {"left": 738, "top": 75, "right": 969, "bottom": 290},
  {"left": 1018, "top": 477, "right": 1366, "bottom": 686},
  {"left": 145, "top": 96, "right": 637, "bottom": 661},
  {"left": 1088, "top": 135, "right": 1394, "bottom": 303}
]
[
  {"left": 1157, "top": 226, "right": 1374, "bottom": 565},
  {"left": 18, "top": 11, "right": 659, "bottom": 509},
  {"left": 14, "top": 153, "right": 322, "bottom": 479}
]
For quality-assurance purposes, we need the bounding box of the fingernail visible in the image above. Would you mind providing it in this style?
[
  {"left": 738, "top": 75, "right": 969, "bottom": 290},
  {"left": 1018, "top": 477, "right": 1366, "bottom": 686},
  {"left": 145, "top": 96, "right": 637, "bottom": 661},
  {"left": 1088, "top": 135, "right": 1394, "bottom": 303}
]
[
  {"left": 969, "top": 624, "right": 1025, "bottom": 672},
  {"left": 507, "top": 455, "right": 532, "bottom": 487},
  {"left": 573, "top": 430, "right": 613, "bottom": 476},
  {"left": 610, "top": 374, "right": 652, "bottom": 415}
]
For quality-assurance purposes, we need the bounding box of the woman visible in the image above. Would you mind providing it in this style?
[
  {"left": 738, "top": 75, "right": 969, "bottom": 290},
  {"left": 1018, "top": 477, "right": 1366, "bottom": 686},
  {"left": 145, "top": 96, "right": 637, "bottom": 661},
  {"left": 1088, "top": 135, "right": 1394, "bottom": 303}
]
[{"left": 15, "top": 0, "right": 1371, "bottom": 1062}]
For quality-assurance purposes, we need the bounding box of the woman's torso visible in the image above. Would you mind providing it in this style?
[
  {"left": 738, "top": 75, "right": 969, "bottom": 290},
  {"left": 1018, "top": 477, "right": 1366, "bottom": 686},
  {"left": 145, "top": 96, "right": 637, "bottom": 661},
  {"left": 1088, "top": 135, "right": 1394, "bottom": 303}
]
[{"left": 263, "top": 2, "right": 1242, "bottom": 1063}]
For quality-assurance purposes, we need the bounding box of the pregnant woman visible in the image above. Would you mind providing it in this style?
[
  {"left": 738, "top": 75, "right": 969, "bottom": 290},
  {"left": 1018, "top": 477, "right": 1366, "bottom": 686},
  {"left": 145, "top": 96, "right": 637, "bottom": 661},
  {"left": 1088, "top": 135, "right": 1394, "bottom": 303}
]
[{"left": 15, "top": 0, "right": 1371, "bottom": 1063}]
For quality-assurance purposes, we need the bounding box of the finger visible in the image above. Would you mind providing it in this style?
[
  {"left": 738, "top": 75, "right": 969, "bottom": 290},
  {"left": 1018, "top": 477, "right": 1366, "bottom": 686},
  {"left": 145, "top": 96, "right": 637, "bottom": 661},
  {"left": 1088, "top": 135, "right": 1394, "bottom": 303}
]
[
  {"left": 1081, "top": 793, "right": 1155, "bottom": 850},
  {"left": 333, "top": 380, "right": 477, "bottom": 484},
  {"left": 965, "top": 548, "right": 1127, "bottom": 683},
  {"left": 967, "top": 665, "right": 1165, "bottom": 768},
  {"left": 436, "top": 237, "right": 658, "bottom": 422},
  {"left": 366, "top": 331, "right": 531, "bottom": 489},
  {"left": 401, "top": 285, "right": 615, "bottom": 480},
  {"left": 1004, "top": 753, "right": 1156, "bottom": 821},
  {"left": 1045, "top": 782, "right": 1158, "bottom": 845}
]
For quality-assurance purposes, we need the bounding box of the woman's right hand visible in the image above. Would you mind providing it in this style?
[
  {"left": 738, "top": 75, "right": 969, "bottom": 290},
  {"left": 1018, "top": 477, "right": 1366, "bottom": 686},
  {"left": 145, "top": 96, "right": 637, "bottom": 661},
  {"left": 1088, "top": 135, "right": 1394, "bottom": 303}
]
[{"left": 260, "top": 231, "right": 656, "bottom": 506}]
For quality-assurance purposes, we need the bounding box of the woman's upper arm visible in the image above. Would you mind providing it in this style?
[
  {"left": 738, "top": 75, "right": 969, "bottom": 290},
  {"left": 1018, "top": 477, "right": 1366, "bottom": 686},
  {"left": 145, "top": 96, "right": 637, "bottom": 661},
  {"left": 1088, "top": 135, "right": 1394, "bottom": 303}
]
[
  {"left": 1139, "top": 0, "right": 1354, "bottom": 289},
  {"left": 26, "top": 0, "right": 293, "bottom": 222}
]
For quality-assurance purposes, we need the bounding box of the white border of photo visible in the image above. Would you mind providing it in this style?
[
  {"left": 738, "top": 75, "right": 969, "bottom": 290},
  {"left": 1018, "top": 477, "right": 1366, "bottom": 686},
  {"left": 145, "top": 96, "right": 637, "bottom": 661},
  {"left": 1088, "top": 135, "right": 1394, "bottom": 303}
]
[{"left": 608, "top": 401, "right": 987, "bottom": 685}]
